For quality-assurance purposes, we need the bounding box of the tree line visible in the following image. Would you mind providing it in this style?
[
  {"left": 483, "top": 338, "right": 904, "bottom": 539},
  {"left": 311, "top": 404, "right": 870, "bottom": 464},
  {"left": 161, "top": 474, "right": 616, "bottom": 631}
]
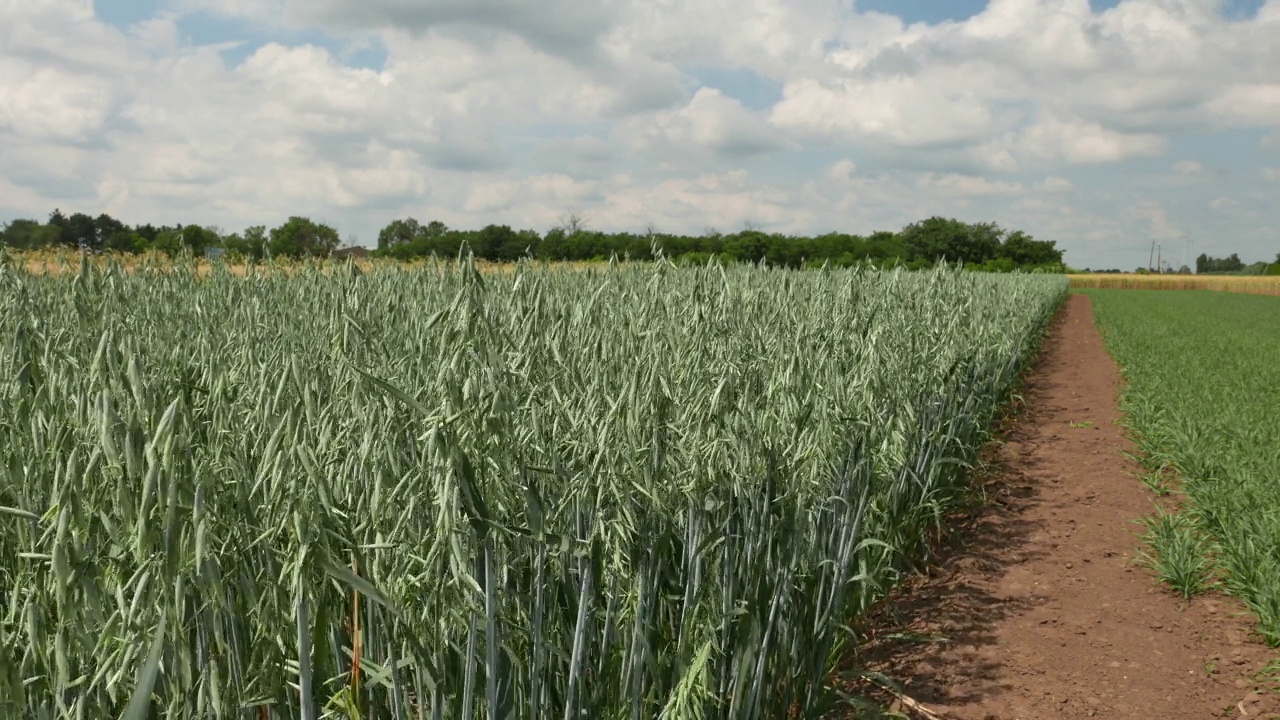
[
  {"left": 1195, "top": 252, "right": 1280, "bottom": 276},
  {"left": 1, "top": 209, "right": 1066, "bottom": 271},
  {"left": 0, "top": 211, "right": 340, "bottom": 259}
]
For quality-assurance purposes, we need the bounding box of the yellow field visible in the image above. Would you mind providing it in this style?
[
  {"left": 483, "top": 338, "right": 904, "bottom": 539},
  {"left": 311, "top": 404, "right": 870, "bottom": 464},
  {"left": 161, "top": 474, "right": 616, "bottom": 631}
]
[
  {"left": 8, "top": 251, "right": 1278, "bottom": 295},
  {"left": 1069, "top": 273, "right": 1280, "bottom": 296},
  {"left": 1, "top": 249, "right": 604, "bottom": 277}
]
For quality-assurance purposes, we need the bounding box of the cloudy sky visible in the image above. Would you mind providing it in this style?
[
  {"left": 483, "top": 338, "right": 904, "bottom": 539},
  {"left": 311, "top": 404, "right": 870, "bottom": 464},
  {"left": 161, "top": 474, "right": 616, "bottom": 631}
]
[{"left": 1, "top": 0, "right": 1277, "bottom": 269}]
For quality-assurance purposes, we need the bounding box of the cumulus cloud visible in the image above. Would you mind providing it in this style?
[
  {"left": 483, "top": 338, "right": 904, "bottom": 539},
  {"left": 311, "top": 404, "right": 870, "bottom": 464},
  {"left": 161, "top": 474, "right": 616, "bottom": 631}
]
[
  {"left": 918, "top": 173, "right": 1025, "bottom": 197},
  {"left": 620, "top": 87, "right": 783, "bottom": 164},
  {"left": 2, "top": 0, "right": 1280, "bottom": 269},
  {"left": 770, "top": 75, "right": 1000, "bottom": 148},
  {"left": 463, "top": 173, "right": 603, "bottom": 214},
  {"left": 531, "top": 135, "right": 617, "bottom": 177},
  {"left": 1040, "top": 176, "right": 1073, "bottom": 192},
  {"left": 1018, "top": 114, "right": 1166, "bottom": 165},
  {"left": 1124, "top": 199, "right": 1182, "bottom": 241},
  {"left": 825, "top": 159, "right": 857, "bottom": 183},
  {"left": 180, "top": 0, "right": 618, "bottom": 62}
]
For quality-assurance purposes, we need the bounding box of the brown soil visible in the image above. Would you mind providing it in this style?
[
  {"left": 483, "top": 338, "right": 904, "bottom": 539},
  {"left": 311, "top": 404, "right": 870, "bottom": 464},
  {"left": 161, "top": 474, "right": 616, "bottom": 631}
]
[{"left": 853, "top": 293, "right": 1279, "bottom": 719}]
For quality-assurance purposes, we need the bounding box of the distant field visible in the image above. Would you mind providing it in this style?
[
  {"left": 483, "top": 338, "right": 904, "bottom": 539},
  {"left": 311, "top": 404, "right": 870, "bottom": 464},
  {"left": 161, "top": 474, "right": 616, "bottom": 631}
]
[
  {"left": 2, "top": 249, "right": 598, "bottom": 276},
  {"left": 1071, "top": 273, "right": 1280, "bottom": 295},
  {"left": 1086, "top": 289, "right": 1280, "bottom": 644}
]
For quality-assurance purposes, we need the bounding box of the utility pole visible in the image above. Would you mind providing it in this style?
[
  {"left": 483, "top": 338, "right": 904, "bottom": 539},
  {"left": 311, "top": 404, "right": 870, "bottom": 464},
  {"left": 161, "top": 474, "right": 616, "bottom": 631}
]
[
  {"left": 1149, "top": 240, "right": 1156, "bottom": 272},
  {"left": 1158, "top": 243, "right": 1163, "bottom": 274}
]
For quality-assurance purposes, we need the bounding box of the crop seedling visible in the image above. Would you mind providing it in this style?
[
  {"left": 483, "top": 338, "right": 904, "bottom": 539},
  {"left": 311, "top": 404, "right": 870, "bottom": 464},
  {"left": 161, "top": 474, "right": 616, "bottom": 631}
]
[
  {"left": 1135, "top": 506, "right": 1218, "bottom": 600},
  {"left": 1138, "top": 467, "right": 1174, "bottom": 497},
  {"left": 1088, "top": 288, "right": 1280, "bottom": 645}
]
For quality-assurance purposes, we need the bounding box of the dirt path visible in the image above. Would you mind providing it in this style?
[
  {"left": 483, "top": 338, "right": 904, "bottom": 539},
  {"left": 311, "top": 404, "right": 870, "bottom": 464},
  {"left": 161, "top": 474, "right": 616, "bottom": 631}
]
[{"left": 859, "top": 293, "right": 1279, "bottom": 719}]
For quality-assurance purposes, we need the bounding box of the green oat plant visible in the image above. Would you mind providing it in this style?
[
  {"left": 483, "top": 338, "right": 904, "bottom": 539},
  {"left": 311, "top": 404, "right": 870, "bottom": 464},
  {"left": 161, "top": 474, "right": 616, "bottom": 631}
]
[
  {"left": 1087, "top": 289, "right": 1280, "bottom": 645},
  {"left": 0, "top": 250, "right": 1066, "bottom": 718},
  {"left": 1134, "top": 506, "right": 1219, "bottom": 600},
  {"left": 1137, "top": 465, "right": 1175, "bottom": 498}
]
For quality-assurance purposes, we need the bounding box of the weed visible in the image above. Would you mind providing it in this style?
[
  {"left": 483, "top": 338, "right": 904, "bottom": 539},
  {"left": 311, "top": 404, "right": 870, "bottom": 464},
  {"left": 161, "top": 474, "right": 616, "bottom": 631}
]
[{"left": 1254, "top": 659, "right": 1280, "bottom": 694}]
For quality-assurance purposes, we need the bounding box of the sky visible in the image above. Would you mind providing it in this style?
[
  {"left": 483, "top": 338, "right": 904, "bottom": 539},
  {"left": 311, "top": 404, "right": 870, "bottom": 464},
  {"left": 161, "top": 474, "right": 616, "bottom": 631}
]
[{"left": 1, "top": 0, "right": 1278, "bottom": 270}]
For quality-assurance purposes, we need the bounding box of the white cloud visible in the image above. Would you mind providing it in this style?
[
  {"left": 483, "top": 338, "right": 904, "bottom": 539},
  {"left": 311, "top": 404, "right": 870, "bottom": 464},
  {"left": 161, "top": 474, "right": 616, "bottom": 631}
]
[
  {"left": 770, "top": 75, "right": 1000, "bottom": 148},
  {"left": 918, "top": 173, "right": 1025, "bottom": 197},
  {"left": 1, "top": 0, "right": 1279, "bottom": 272},
  {"left": 463, "top": 173, "right": 600, "bottom": 214},
  {"left": 1203, "top": 84, "right": 1280, "bottom": 126},
  {"left": 1207, "top": 195, "right": 1257, "bottom": 219},
  {"left": 621, "top": 87, "right": 783, "bottom": 163},
  {"left": 1127, "top": 200, "right": 1183, "bottom": 241},
  {"left": 1172, "top": 160, "right": 1206, "bottom": 176},
  {"left": 1041, "top": 176, "right": 1073, "bottom": 192},
  {"left": 1018, "top": 114, "right": 1166, "bottom": 165},
  {"left": 531, "top": 135, "right": 616, "bottom": 177},
  {"left": 129, "top": 17, "right": 182, "bottom": 54},
  {"left": 825, "top": 159, "right": 857, "bottom": 182},
  {"left": 183, "top": 0, "right": 619, "bottom": 63}
]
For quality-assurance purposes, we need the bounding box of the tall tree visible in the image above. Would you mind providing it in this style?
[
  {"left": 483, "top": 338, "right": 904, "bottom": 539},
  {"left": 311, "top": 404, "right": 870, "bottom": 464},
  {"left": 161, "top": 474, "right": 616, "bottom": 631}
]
[
  {"left": 1002, "top": 230, "right": 1061, "bottom": 266},
  {"left": 476, "top": 224, "right": 526, "bottom": 261},
  {"left": 377, "top": 218, "right": 423, "bottom": 251},
  {"left": 268, "top": 217, "right": 340, "bottom": 258},
  {"left": 47, "top": 209, "right": 68, "bottom": 245},
  {"left": 65, "top": 212, "right": 98, "bottom": 249},
  {"left": 899, "top": 217, "right": 972, "bottom": 263},
  {"left": 224, "top": 226, "right": 268, "bottom": 259}
]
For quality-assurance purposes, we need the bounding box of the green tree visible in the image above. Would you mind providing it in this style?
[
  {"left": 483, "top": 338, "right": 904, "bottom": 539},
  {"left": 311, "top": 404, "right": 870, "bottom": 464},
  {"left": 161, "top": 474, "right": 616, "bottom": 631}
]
[
  {"left": 722, "top": 230, "right": 770, "bottom": 264},
  {"left": 224, "top": 226, "right": 267, "bottom": 260},
  {"left": 268, "top": 217, "right": 341, "bottom": 258},
  {"left": 1, "top": 219, "right": 61, "bottom": 249},
  {"left": 377, "top": 218, "right": 423, "bottom": 251},
  {"left": 1197, "top": 253, "right": 1246, "bottom": 274},
  {"left": 144, "top": 225, "right": 219, "bottom": 256},
  {"left": 537, "top": 228, "right": 567, "bottom": 260},
  {"left": 475, "top": 224, "right": 525, "bottom": 261},
  {"left": 965, "top": 222, "right": 1004, "bottom": 264},
  {"left": 899, "top": 217, "right": 972, "bottom": 264},
  {"left": 180, "top": 225, "right": 219, "bottom": 256},
  {"left": 65, "top": 212, "right": 98, "bottom": 249},
  {"left": 1001, "top": 230, "right": 1061, "bottom": 266},
  {"left": 102, "top": 230, "right": 145, "bottom": 253},
  {"left": 47, "top": 209, "right": 69, "bottom": 245},
  {"left": 151, "top": 229, "right": 183, "bottom": 255},
  {"left": 135, "top": 224, "right": 161, "bottom": 246},
  {"left": 94, "top": 214, "right": 126, "bottom": 245}
]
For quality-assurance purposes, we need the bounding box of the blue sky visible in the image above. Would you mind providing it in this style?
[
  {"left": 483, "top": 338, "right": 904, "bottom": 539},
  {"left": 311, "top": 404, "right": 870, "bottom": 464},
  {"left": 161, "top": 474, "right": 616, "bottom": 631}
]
[{"left": 2, "top": 0, "right": 1278, "bottom": 269}]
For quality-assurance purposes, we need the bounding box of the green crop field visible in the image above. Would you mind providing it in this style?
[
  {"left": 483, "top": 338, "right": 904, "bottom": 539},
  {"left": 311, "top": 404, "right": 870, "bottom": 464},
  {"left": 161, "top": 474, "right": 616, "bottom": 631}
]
[
  {"left": 1086, "top": 289, "right": 1280, "bottom": 644},
  {"left": 0, "top": 255, "right": 1066, "bottom": 718}
]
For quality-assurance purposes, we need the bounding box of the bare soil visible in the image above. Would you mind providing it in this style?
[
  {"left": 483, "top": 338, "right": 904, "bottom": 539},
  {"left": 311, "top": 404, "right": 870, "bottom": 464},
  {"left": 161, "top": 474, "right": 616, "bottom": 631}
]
[{"left": 853, "top": 293, "right": 1279, "bottom": 719}]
